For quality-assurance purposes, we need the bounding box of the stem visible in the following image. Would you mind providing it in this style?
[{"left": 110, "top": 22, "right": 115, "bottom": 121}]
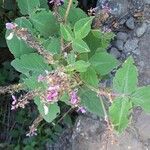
[{"left": 64, "top": 0, "right": 73, "bottom": 23}]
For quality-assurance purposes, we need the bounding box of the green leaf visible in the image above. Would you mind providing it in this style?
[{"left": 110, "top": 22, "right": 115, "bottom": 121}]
[
  {"left": 24, "top": 76, "right": 46, "bottom": 90},
  {"left": 42, "top": 37, "right": 61, "bottom": 54},
  {"left": 6, "top": 31, "right": 35, "bottom": 58},
  {"left": 79, "top": 87, "right": 104, "bottom": 117},
  {"left": 11, "top": 53, "right": 51, "bottom": 76},
  {"left": 60, "top": 24, "right": 74, "bottom": 41},
  {"left": 74, "top": 17, "right": 94, "bottom": 39},
  {"left": 16, "top": 0, "right": 40, "bottom": 15},
  {"left": 113, "top": 57, "right": 138, "bottom": 94},
  {"left": 74, "top": 60, "right": 90, "bottom": 72},
  {"left": 30, "top": 10, "right": 59, "bottom": 38},
  {"left": 131, "top": 86, "right": 150, "bottom": 112},
  {"left": 90, "top": 52, "right": 119, "bottom": 75},
  {"left": 34, "top": 97, "right": 60, "bottom": 123},
  {"left": 15, "top": 17, "right": 33, "bottom": 33},
  {"left": 80, "top": 67, "right": 99, "bottom": 88},
  {"left": 39, "top": 0, "right": 49, "bottom": 10},
  {"left": 72, "top": 39, "right": 90, "bottom": 53},
  {"left": 60, "top": 92, "right": 70, "bottom": 105},
  {"left": 109, "top": 97, "right": 132, "bottom": 133}
]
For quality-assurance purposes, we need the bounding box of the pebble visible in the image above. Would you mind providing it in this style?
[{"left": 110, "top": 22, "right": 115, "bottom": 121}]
[
  {"left": 136, "top": 23, "right": 147, "bottom": 37},
  {"left": 110, "top": 47, "right": 121, "bottom": 58},
  {"left": 126, "top": 17, "right": 135, "bottom": 30},
  {"left": 114, "top": 40, "right": 124, "bottom": 51},
  {"left": 124, "top": 38, "right": 139, "bottom": 52},
  {"left": 144, "top": 0, "right": 150, "bottom": 4},
  {"left": 116, "top": 32, "right": 128, "bottom": 42}
]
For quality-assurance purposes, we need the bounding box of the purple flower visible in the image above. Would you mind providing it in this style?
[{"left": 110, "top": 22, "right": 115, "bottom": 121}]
[
  {"left": 26, "top": 128, "right": 37, "bottom": 137},
  {"left": 49, "top": 0, "right": 64, "bottom": 6},
  {"left": 11, "top": 94, "right": 17, "bottom": 110},
  {"left": 77, "top": 107, "right": 86, "bottom": 113},
  {"left": 70, "top": 89, "right": 79, "bottom": 105},
  {"left": 46, "top": 86, "right": 59, "bottom": 102},
  {"left": 6, "top": 23, "right": 16, "bottom": 30}
]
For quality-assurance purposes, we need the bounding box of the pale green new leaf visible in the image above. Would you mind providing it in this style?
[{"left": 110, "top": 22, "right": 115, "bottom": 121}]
[
  {"left": 109, "top": 97, "right": 132, "bottom": 133},
  {"left": 79, "top": 87, "right": 104, "bottom": 117},
  {"left": 34, "top": 97, "right": 60, "bottom": 123},
  {"left": 30, "top": 10, "right": 59, "bottom": 38},
  {"left": 17, "top": 0, "right": 40, "bottom": 15},
  {"left": 11, "top": 53, "right": 51, "bottom": 76},
  {"left": 74, "top": 17, "right": 94, "bottom": 39},
  {"left": 60, "top": 24, "right": 74, "bottom": 41},
  {"left": 80, "top": 67, "right": 99, "bottom": 88},
  {"left": 90, "top": 52, "right": 119, "bottom": 75},
  {"left": 131, "top": 86, "right": 150, "bottom": 112},
  {"left": 72, "top": 39, "right": 90, "bottom": 53},
  {"left": 113, "top": 57, "right": 138, "bottom": 94}
]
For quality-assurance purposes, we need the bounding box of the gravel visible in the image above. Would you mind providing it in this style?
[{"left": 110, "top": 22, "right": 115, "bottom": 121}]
[
  {"left": 126, "top": 17, "right": 135, "bottom": 30},
  {"left": 124, "top": 38, "right": 139, "bottom": 52},
  {"left": 110, "top": 47, "right": 121, "bottom": 58},
  {"left": 114, "top": 40, "right": 124, "bottom": 51},
  {"left": 116, "top": 32, "right": 128, "bottom": 42},
  {"left": 136, "top": 22, "right": 147, "bottom": 37}
]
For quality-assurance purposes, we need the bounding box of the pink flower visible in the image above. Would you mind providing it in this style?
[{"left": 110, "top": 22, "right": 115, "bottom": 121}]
[
  {"left": 26, "top": 128, "right": 37, "bottom": 137},
  {"left": 46, "top": 86, "right": 59, "bottom": 102},
  {"left": 77, "top": 107, "right": 86, "bottom": 113},
  {"left": 70, "top": 89, "right": 79, "bottom": 105},
  {"left": 6, "top": 23, "right": 16, "bottom": 30}
]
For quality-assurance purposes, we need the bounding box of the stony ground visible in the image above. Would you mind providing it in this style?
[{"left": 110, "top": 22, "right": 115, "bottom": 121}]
[{"left": 71, "top": 0, "right": 150, "bottom": 150}]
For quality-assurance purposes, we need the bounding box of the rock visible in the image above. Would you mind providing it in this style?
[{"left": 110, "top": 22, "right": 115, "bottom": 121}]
[
  {"left": 72, "top": 116, "right": 105, "bottom": 150},
  {"left": 114, "top": 40, "right": 124, "bottom": 51},
  {"left": 110, "top": 47, "right": 121, "bottom": 58},
  {"left": 126, "top": 17, "right": 135, "bottom": 30},
  {"left": 72, "top": 116, "right": 144, "bottom": 150},
  {"left": 116, "top": 32, "right": 128, "bottom": 42},
  {"left": 96, "top": 0, "right": 129, "bottom": 17},
  {"left": 131, "top": 0, "right": 145, "bottom": 12},
  {"left": 144, "top": 0, "right": 150, "bottom": 4},
  {"left": 136, "top": 23, "right": 147, "bottom": 37},
  {"left": 134, "top": 112, "right": 150, "bottom": 141},
  {"left": 124, "top": 38, "right": 139, "bottom": 52}
]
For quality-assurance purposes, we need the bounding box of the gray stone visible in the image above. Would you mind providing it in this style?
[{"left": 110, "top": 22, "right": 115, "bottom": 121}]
[
  {"left": 110, "top": 47, "right": 121, "bottom": 58},
  {"left": 96, "top": 0, "right": 129, "bottom": 17},
  {"left": 144, "top": 0, "right": 150, "bottom": 4},
  {"left": 117, "top": 32, "right": 128, "bottom": 42},
  {"left": 124, "top": 38, "right": 139, "bottom": 52},
  {"left": 136, "top": 23, "right": 147, "bottom": 37},
  {"left": 126, "top": 17, "right": 135, "bottom": 30},
  {"left": 114, "top": 40, "right": 124, "bottom": 51},
  {"left": 134, "top": 112, "right": 150, "bottom": 141}
]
